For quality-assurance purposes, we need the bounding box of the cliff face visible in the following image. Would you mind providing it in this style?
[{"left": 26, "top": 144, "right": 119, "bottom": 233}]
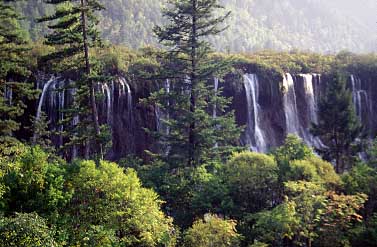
[{"left": 32, "top": 67, "right": 377, "bottom": 160}]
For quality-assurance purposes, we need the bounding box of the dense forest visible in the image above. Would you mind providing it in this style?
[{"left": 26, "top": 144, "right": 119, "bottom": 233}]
[
  {"left": 13, "top": 0, "right": 376, "bottom": 53},
  {"left": 1, "top": 0, "right": 377, "bottom": 246}
]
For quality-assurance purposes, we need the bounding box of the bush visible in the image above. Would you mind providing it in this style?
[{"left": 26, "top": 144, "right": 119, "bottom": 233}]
[
  {"left": 183, "top": 214, "right": 241, "bottom": 247},
  {"left": 0, "top": 213, "right": 57, "bottom": 247}
]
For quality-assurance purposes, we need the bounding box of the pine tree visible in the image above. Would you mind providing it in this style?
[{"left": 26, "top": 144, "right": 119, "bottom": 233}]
[
  {"left": 39, "top": 0, "right": 106, "bottom": 159},
  {"left": 0, "top": 0, "right": 36, "bottom": 145},
  {"left": 311, "top": 72, "right": 362, "bottom": 173},
  {"left": 151, "top": 0, "right": 240, "bottom": 168}
]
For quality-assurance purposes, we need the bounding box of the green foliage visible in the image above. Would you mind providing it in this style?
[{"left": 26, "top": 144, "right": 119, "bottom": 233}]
[
  {"left": 272, "top": 135, "right": 315, "bottom": 184},
  {"left": 0, "top": 213, "right": 57, "bottom": 247},
  {"left": 251, "top": 200, "right": 299, "bottom": 246},
  {"left": 252, "top": 180, "right": 367, "bottom": 247},
  {"left": 350, "top": 213, "right": 377, "bottom": 247},
  {"left": 0, "top": 145, "right": 70, "bottom": 218},
  {"left": 273, "top": 135, "right": 314, "bottom": 165},
  {"left": 183, "top": 214, "right": 241, "bottom": 247},
  {"left": 367, "top": 139, "right": 377, "bottom": 169},
  {"left": 15, "top": 0, "right": 376, "bottom": 53},
  {"left": 311, "top": 72, "right": 362, "bottom": 173},
  {"left": 0, "top": 0, "right": 36, "bottom": 145},
  {"left": 342, "top": 164, "right": 377, "bottom": 195},
  {"left": 149, "top": 0, "right": 240, "bottom": 168},
  {"left": 284, "top": 157, "right": 341, "bottom": 189},
  {"left": 63, "top": 160, "right": 175, "bottom": 246},
  {"left": 39, "top": 0, "right": 108, "bottom": 159},
  {"left": 224, "top": 151, "right": 279, "bottom": 215},
  {"left": 314, "top": 192, "right": 367, "bottom": 247}
]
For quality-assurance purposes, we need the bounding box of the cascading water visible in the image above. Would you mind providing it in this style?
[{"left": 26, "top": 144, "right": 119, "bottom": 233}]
[
  {"left": 103, "top": 83, "right": 112, "bottom": 124},
  {"left": 243, "top": 74, "right": 267, "bottom": 153},
  {"left": 299, "top": 74, "right": 324, "bottom": 148},
  {"left": 351, "top": 75, "right": 369, "bottom": 121},
  {"left": 283, "top": 73, "right": 300, "bottom": 135},
  {"left": 118, "top": 77, "right": 132, "bottom": 122},
  {"left": 36, "top": 76, "right": 57, "bottom": 121},
  {"left": 301, "top": 74, "right": 317, "bottom": 124},
  {"left": 125, "top": 82, "right": 132, "bottom": 120}
]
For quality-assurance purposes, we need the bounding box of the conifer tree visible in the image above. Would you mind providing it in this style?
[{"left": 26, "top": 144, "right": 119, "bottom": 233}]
[
  {"left": 151, "top": 0, "right": 240, "bottom": 167},
  {"left": 0, "top": 0, "right": 35, "bottom": 145},
  {"left": 39, "top": 0, "right": 106, "bottom": 159},
  {"left": 311, "top": 72, "right": 362, "bottom": 173}
]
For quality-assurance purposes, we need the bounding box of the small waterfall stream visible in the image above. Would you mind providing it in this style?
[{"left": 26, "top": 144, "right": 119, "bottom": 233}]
[
  {"left": 299, "top": 74, "right": 323, "bottom": 147},
  {"left": 103, "top": 83, "right": 112, "bottom": 124},
  {"left": 36, "top": 76, "right": 57, "bottom": 121},
  {"left": 283, "top": 73, "right": 300, "bottom": 135},
  {"left": 118, "top": 77, "right": 133, "bottom": 122},
  {"left": 351, "top": 75, "right": 369, "bottom": 121},
  {"left": 301, "top": 74, "right": 317, "bottom": 124},
  {"left": 244, "top": 74, "right": 266, "bottom": 153}
]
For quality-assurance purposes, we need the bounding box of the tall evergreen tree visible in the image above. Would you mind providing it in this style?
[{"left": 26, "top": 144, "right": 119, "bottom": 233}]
[
  {"left": 151, "top": 0, "right": 240, "bottom": 168},
  {"left": 39, "top": 0, "right": 106, "bottom": 159},
  {"left": 0, "top": 0, "right": 35, "bottom": 145},
  {"left": 311, "top": 72, "right": 362, "bottom": 173}
]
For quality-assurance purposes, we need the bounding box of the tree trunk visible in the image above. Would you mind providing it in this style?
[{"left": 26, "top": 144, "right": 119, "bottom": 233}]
[
  {"left": 188, "top": 0, "right": 197, "bottom": 167},
  {"left": 80, "top": 0, "right": 103, "bottom": 159}
]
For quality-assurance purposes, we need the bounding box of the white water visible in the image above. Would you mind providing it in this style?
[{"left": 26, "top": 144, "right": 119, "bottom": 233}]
[
  {"left": 299, "top": 74, "right": 325, "bottom": 148},
  {"left": 283, "top": 73, "right": 300, "bottom": 135},
  {"left": 118, "top": 77, "right": 132, "bottom": 120},
  {"left": 244, "top": 74, "right": 266, "bottom": 152},
  {"left": 301, "top": 74, "right": 318, "bottom": 124},
  {"left": 103, "top": 83, "right": 112, "bottom": 124},
  {"left": 36, "top": 76, "right": 56, "bottom": 121},
  {"left": 125, "top": 81, "right": 132, "bottom": 118},
  {"left": 351, "top": 75, "right": 369, "bottom": 121}
]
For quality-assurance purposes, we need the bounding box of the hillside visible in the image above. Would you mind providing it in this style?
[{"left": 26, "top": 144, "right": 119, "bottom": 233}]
[{"left": 14, "top": 0, "right": 377, "bottom": 52}]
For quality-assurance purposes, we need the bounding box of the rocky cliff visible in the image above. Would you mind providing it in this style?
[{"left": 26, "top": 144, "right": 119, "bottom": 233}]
[{"left": 31, "top": 65, "right": 377, "bottom": 160}]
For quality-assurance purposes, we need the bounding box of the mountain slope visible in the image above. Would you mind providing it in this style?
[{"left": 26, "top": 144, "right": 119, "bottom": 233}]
[{"left": 14, "top": 0, "right": 376, "bottom": 53}]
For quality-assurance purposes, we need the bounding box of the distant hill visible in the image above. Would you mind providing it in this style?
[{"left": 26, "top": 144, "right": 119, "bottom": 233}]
[{"left": 14, "top": 0, "right": 377, "bottom": 53}]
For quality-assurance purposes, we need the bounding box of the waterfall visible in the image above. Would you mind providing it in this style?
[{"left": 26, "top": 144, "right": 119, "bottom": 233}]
[
  {"left": 244, "top": 74, "right": 266, "bottom": 153},
  {"left": 299, "top": 74, "right": 325, "bottom": 148},
  {"left": 283, "top": 73, "right": 300, "bottom": 135},
  {"left": 34, "top": 76, "right": 57, "bottom": 143},
  {"left": 351, "top": 75, "right": 369, "bottom": 121},
  {"left": 36, "top": 76, "right": 56, "bottom": 121},
  {"left": 125, "top": 81, "right": 132, "bottom": 119},
  {"left": 103, "top": 83, "right": 112, "bottom": 124},
  {"left": 118, "top": 77, "right": 132, "bottom": 118},
  {"left": 301, "top": 74, "right": 318, "bottom": 124},
  {"left": 213, "top": 78, "right": 219, "bottom": 118}
]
